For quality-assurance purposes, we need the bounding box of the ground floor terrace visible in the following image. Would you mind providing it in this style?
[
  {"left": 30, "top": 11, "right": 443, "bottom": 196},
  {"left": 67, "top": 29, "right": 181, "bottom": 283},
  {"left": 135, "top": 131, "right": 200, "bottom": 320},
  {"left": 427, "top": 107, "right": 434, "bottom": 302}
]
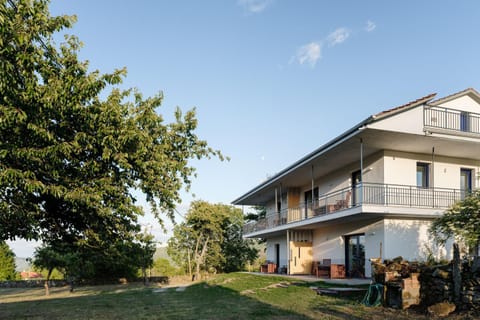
[{"left": 258, "top": 216, "right": 453, "bottom": 279}]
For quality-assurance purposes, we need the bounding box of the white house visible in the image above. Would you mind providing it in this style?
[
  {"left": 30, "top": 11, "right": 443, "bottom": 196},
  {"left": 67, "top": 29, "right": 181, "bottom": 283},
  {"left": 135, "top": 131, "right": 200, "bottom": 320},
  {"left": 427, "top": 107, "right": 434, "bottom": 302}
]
[{"left": 233, "top": 88, "right": 480, "bottom": 278}]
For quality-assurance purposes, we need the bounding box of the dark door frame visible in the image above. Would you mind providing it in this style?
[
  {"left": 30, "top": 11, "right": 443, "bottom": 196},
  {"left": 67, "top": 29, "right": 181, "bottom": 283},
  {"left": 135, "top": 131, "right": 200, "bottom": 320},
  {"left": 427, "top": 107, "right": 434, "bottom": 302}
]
[
  {"left": 275, "top": 244, "right": 280, "bottom": 273},
  {"left": 351, "top": 170, "right": 362, "bottom": 206},
  {"left": 344, "top": 233, "right": 366, "bottom": 278}
]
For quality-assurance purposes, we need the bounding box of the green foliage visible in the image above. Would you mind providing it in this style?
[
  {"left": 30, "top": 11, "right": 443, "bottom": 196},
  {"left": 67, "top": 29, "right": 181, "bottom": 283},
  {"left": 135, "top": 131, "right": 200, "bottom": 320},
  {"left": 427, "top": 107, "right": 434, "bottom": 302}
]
[
  {"left": 245, "top": 206, "right": 267, "bottom": 222},
  {"left": 34, "top": 267, "right": 64, "bottom": 280},
  {"left": 430, "top": 191, "right": 480, "bottom": 255},
  {"left": 153, "top": 258, "right": 178, "bottom": 277},
  {"left": 168, "top": 201, "right": 258, "bottom": 276},
  {"left": 0, "top": 241, "right": 17, "bottom": 280},
  {"left": 221, "top": 214, "right": 258, "bottom": 273},
  {"left": 33, "top": 231, "right": 157, "bottom": 282},
  {"left": 0, "top": 0, "right": 223, "bottom": 255}
]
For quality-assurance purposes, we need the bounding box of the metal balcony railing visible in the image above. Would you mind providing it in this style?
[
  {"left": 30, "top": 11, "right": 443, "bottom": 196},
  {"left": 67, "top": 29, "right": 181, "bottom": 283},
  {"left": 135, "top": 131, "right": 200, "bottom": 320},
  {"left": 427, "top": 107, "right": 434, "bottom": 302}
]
[
  {"left": 424, "top": 106, "right": 480, "bottom": 134},
  {"left": 243, "top": 183, "right": 469, "bottom": 235}
]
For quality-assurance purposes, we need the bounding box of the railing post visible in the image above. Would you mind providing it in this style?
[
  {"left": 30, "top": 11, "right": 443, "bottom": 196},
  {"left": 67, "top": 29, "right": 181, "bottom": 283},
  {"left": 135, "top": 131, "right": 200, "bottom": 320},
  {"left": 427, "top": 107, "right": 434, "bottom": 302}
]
[
  {"left": 409, "top": 186, "right": 412, "bottom": 207},
  {"left": 385, "top": 184, "right": 388, "bottom": 206}
]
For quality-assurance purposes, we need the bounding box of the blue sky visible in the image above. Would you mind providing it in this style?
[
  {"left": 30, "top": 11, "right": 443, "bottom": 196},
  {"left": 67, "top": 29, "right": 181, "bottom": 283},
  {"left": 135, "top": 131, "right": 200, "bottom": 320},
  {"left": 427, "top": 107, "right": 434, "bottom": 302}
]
[{"left": 9, "top": 0, "right": 480, "bottom": 257}]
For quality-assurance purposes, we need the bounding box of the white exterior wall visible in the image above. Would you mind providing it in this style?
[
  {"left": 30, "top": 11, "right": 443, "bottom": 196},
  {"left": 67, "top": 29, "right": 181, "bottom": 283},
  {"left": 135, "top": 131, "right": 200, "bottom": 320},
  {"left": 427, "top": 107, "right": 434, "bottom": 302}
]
[
  {"left": 302, "top": 152, "right": 385, "bottom": 199},
  {"left": 264, "top": 194, "right": 288, "bottom": 215},
  {"left": 436, "top": 95, "right": 480, "bottom": 113},
  {"left": 383, "top": 150, "right": 479, "bottom": 189},
  {"left": 383, "top": 218, "right": 454, "bottom": 261},
  {"left": 312, "top": 219, "right": 384, "bottom": 277},
  {"left": 266, "top": 235, "right": 288, "bottom": 268},
  {"left": 369, "top": 107, "right": 424, "bottom": 134}
]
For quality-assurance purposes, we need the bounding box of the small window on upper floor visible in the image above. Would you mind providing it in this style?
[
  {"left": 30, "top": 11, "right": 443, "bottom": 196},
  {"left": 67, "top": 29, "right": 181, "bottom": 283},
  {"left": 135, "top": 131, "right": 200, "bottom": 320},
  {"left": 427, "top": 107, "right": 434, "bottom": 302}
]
[
  {"left": 416, "top": 162, "right": 430, "bottom": 188},
  {"left": 460, "top": 112, "right": 470, "bottom": 132}
]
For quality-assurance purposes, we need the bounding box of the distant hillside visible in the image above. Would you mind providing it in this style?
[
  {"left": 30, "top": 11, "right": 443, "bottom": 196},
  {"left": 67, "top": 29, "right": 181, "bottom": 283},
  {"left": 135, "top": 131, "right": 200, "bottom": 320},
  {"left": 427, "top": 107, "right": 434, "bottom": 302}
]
[
  {"left": 15, "top": 257, "right": 31, "bottom": 272},
  {"left": 154, "top": 245, "right": 173, "bottom": 263}
]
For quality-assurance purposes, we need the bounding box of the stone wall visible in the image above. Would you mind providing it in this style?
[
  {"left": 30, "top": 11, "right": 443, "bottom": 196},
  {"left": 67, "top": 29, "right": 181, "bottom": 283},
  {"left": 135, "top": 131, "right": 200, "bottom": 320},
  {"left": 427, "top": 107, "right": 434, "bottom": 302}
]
[
  {"left": 0, "top": 276, "right": 168, "bottom": 288},
  {"left": 0, "top": 279, "right": 68, "bottom": 288},
  {"left": 372, "top": 256, "right": 480, "bottom": 311}
]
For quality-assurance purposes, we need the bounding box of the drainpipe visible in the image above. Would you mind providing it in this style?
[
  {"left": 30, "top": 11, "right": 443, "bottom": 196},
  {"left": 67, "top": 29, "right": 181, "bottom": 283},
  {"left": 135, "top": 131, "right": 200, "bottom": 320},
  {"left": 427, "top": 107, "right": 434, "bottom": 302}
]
[
  {"left": 280, "top": 183, "right": 283, "bottom": 207},
  {"left": 286, "top": 229, "right": 290, "bottom": 275},
  {"left": 360, "top": 138, "right": 364, "bottom": 203},
  {"left": 275, "top": 187, "right": 278, "bottom": 213},
  {"left": 310, "top": 165, "right": 314, "bottom": 218},
  {"left": 432, "top": 147, "right": 435, "bottom": 207}
]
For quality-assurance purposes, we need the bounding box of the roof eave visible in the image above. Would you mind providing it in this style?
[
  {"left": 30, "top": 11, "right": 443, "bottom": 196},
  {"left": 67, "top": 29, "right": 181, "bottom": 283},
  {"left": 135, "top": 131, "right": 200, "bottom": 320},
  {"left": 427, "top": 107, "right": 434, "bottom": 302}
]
[{"left": 231, "top": 117, "right": 374, "bottom": 205}]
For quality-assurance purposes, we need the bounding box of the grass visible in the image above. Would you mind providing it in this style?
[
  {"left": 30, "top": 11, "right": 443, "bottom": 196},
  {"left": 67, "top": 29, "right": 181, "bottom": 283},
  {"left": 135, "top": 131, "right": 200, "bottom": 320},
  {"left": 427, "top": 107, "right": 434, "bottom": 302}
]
[{"left": 0, "top": 273, "right": 475, "bottom": 319}]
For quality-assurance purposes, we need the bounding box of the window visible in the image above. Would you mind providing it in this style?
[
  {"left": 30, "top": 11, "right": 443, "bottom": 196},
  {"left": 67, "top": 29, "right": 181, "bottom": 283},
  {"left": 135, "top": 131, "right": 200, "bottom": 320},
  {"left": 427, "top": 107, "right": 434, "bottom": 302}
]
[
  {"left": 416, "top": 163, "right": 430, "bottom": 188},
  {"left": 460, "top": 112, "right": 470, "bottom": 132}
]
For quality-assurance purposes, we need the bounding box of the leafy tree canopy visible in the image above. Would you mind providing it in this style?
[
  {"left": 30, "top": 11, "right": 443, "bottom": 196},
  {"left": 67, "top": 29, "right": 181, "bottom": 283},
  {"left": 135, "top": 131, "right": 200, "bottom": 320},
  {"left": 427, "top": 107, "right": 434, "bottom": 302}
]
[
  {"left": 33, "top": 230, "right": 156, "bottom": 284},
  {"left": 0, "top": 0, "right": 223, "bottom": 249},
  {"left": 168, "top": 201, "right": 257, "bottom": 278},
  {"left": 0, "top": 241, "right": 17, "bottom": 280},
  {"left": 430, "top": 191, "right": 480, "bottom": 255}
]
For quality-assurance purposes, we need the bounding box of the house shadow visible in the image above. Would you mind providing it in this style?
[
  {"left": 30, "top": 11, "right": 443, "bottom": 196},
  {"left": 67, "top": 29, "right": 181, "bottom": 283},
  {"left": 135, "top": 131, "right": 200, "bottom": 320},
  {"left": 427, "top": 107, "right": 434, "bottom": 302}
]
[{"left": 0, "top": 280, "right": 370, "bottom": 320}]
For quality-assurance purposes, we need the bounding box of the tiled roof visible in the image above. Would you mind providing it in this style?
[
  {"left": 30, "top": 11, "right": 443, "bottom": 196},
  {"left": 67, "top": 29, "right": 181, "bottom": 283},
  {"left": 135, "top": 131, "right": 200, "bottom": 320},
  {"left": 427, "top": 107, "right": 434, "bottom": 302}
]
[{"left": 372, "top": 92, "right": 437, "bottom": 120}]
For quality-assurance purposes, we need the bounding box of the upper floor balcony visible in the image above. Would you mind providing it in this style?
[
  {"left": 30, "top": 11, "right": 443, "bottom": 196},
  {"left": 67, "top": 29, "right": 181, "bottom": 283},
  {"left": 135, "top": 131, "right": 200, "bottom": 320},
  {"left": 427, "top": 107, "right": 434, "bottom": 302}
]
[
  {"left": 243, "top": 183, "right": 470, "bottom": 236},
  {"left": 424, "top": 105, "right": 480, "bottom": 135}
]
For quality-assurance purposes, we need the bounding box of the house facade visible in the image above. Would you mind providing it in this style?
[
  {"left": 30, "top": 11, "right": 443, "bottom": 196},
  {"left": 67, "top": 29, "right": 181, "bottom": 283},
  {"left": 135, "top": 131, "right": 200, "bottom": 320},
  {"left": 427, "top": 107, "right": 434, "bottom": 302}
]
[{"left": 233, "top": 88, "right": 480, "bottom": 278}]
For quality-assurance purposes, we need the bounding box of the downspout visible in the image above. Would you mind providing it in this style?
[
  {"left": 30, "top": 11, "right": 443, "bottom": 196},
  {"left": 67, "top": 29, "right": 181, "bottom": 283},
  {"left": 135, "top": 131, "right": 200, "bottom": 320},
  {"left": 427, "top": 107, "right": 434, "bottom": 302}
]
[
  {"left": 310, "top": 165, "right": 314, "bottom": 218},
  {"left": 280, "top": 183, "right": 283, "bottom": 206},
  {"left": 286, "top": 230, "right": 290, "bottom": 275},
  {"left": 360, "top": 138, "right": 364, "bottom": 204},
  {"left": 275, "top": 187, "right": 278, "bottom": 213},
  {"left": 432, "top": 147, "right": 435, "bottom": 207}
]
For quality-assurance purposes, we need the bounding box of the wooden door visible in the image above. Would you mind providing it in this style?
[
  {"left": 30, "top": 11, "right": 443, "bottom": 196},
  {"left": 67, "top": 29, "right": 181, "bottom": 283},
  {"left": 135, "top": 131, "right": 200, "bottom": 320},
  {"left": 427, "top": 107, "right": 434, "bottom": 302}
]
[{"left": 289, "top": 241, "right": 313, "bottom": 274}]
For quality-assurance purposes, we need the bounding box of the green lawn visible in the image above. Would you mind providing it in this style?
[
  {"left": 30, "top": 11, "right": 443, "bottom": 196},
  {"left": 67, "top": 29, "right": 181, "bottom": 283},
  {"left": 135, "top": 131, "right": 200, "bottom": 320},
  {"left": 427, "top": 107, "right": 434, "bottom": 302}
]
[{"left": 0, "top": 273, "right": 469, "bottom": 319}]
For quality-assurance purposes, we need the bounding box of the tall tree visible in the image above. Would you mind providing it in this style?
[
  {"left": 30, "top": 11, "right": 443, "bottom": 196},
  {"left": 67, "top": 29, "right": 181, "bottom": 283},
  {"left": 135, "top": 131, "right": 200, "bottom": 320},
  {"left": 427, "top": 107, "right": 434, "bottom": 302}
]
[
  {"left": 33, "top": 231, "right": 157, "bottom": 294},
  {"left": 168, "top": 201, "right": 257, "bottom": 279},
  {"left": 430, "top": 190, "right": 480, "bottom": 257},
  {"left": 0, "top": 241, "right": 17, "bottom": 280},
  {"left": 221, "top": 213, "right": 258, "bottom": 273},
  {"left": 0, "top": 0, "right": 223, "bottom": 251}
]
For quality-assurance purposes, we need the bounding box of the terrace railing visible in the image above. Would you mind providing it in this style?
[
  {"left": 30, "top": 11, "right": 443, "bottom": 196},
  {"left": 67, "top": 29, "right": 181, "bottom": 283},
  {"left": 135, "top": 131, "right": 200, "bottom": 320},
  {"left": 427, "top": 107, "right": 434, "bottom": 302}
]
[
  {"left": 424, "top": 106, "right": 480, "bottom": 134},
  {"left": 243, "top": 183, "right": 468, "bottom": 235}
]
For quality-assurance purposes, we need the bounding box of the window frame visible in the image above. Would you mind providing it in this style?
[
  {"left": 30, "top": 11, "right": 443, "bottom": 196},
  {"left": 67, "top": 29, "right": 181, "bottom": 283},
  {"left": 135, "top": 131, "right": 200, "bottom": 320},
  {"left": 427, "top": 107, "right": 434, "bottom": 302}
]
[{"left": 416, "top": 162, "right": 430, "bottom": 188}]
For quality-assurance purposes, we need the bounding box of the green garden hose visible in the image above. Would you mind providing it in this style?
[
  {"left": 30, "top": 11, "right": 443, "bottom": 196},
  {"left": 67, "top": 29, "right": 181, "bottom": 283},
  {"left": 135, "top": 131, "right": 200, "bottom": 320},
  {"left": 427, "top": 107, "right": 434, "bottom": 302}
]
[{"left": 362, "top": 283, "right": 384, "bottom": 307}]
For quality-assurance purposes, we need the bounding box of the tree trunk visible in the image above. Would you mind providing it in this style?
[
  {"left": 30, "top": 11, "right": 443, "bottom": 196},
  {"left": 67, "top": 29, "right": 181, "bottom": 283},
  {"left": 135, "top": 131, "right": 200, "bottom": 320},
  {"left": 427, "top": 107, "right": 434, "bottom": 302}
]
[
  {"left": 452, "top": 243, "right": 461, "bottom": 305},
  {"left": 44, "top": 268, "right": 53, "bottom": 296},
  {"left": 142, "top": 267, "right": 149, "bottom": 286},
  {"left": 194, "top": 235, "right": 209, "bottom": 282},
  {"left": 187, "top": 248, "right": 192, "bottom": 279}
]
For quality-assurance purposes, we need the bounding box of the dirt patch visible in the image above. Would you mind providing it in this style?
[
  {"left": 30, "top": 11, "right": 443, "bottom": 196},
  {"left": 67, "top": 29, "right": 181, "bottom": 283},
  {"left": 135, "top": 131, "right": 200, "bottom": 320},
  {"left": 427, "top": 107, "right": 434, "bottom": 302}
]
[
  {"left": 265, "top": 282, "right": 291, "bottom": 289},
  {"left": 240, "top": 289, "right": 256, "bottom": 295}
]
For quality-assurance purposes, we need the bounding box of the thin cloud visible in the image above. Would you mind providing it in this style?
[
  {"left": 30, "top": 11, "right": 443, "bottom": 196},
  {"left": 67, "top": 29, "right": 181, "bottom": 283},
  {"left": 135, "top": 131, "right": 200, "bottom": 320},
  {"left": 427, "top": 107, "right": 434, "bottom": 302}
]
[
  {"left": 327, "top": 27, "right": 350, "bottom": 47},
  {"left": 238, "top": 0, "right": 273, "bottom": 14},
  {"left": 365, "top": 20, "right": 376, "bottom": 32},
  {"left": 292, "top": 41, "right": 322, "bottom": 67}
]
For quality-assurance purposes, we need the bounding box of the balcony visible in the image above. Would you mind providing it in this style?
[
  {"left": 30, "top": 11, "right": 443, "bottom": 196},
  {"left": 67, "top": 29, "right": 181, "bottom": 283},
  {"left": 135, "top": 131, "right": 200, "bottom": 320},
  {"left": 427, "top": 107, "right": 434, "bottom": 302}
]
[
  {"left": 243, "top": 183, "right": 469, "bottom": 235},
  {"left": 424, "top": 106, "right": 480, "bottom": 135}
]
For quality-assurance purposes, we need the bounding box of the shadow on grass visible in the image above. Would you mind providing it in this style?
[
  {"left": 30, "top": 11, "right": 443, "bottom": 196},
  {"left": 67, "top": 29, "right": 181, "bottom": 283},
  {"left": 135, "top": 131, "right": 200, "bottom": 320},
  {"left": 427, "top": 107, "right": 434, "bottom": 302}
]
[
  {"left": 0, "top": 280, "right": 373, "bottom": 320},
  {"left": 3, "top": 272, "right": 397, "bottom": 320},
  {"left": 0, "top": 284, "right": 297, "bottom": 319}
]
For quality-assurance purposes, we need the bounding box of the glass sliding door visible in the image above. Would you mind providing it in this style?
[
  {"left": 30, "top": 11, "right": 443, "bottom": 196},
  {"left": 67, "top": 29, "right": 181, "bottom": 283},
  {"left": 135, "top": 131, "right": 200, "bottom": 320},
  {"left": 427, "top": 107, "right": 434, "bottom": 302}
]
[{"left": 345, "top": 234, "right": 365, "bottom": 278}]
